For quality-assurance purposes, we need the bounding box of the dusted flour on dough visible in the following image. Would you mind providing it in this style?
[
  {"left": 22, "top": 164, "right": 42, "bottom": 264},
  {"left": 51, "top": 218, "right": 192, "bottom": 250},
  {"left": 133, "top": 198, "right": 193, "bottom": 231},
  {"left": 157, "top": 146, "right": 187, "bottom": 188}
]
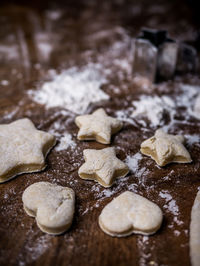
[
  {"left": 140, "top": 129, "right": 192, "bottom": 166},
  {"left": 75, "top": 108, "right": 123, "bottom": 144},
  {"left": 0, "top": 118, "right": 56, "bottom": 183},
  {"left": 99, "top": 191, "right": 163, "bottom": 237},
  {"left": 78, "top": 147, "right": 129, "bottom": 187},
  {"left": 22, "top": 182, "right": 75, "bottom": 235}
]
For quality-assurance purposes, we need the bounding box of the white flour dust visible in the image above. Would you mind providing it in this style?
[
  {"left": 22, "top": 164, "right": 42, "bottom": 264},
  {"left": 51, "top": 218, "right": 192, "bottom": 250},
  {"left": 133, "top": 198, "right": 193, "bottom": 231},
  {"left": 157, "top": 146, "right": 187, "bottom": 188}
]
[
  {"left": 159, "top": 190, "right": 183, "bottom": 228},
  {"left": 55, "top": 133, "right": 76, "bottom": 151},
  {"left": 185, "top": 134, "right": 200, "bottom": 147},
  {"left": 115, "top": 83, "right": 200, "bottom": 129},
  {"left": 131, "top": 95, "right": 175, "bottom": 127},
  {"left": 49, "top": 120, "right": 76, "bottom": 151},
  {"left": 28, "top": 63, "right": 109, "bottom": 114}
]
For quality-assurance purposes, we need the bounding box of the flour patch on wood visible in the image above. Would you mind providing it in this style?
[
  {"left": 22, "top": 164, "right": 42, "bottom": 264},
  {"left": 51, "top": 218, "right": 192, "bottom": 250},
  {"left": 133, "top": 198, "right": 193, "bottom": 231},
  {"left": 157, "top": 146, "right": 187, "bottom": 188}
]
[
  {"left": 159, "top": 190, "right": 184, "bottom": 227},
  {"left": 28, "top": 63, "right": 109, "bottom": 114},
  {"left": 49, "top": 120, "right": 76, "bottom": 151},
  {"left": 55, "top": 133, "right": 76, "bottom": 151},
  {"left": 131, "top": 95, "right": 175, "bottom": 127}
]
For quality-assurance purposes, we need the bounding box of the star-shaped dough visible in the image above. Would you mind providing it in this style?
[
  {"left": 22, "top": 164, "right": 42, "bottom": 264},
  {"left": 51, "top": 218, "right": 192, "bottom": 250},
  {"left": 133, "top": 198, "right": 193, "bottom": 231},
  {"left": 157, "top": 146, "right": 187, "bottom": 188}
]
[
  {"left": 78, "top": 147, "right": 129, "bottom": 187},
  {"left": 75, "top": 108, "right": 123, "bottom": 144},
  {"left": 0, "top": 118, "right": 56, "bottom": 183},
  {"left": 140, "top": 129, "right": 192, "bottom": 167}
]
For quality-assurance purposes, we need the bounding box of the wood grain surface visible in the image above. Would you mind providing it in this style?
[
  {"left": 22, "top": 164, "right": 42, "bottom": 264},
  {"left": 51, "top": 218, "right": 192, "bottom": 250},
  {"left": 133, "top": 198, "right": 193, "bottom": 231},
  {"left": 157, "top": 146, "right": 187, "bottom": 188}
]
[{"left": 0, "top": 1, "right": 200, "bottom": 265}]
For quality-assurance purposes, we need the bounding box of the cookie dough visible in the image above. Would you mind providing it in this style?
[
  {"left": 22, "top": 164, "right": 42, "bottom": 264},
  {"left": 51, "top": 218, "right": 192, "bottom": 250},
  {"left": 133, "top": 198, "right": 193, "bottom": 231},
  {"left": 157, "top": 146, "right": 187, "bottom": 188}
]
[
  {"left": 194, "top": 94, "right": 200, "bottom": 119},
  {"left": 75, "top": 108, "right": 123, "bottom": 144},
  {"left": 22, "top": 182, "right": 75, "bottom": 235},
  {"left": 78, "top": 147, "right": 129, "bottom": 187},
  {"left": 140, "top": 129, "right": 192, "bottom": 166},
  {"left": 99, "top": 191, "right": 163, "bottom": 237},
  {"left": 190, "top": 190, "right": 200, "bottom": 266},
  {"left": 0, "top": 118, "right": 56, "bottom": 183}
]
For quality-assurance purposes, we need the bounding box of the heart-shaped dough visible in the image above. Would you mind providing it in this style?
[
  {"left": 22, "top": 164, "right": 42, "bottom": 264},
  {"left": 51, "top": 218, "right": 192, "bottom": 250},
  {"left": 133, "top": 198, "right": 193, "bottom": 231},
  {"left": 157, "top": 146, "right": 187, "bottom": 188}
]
[
  {"left": 22, "top": 182, "right": 75, "bottom": 235},
  {"left": 99, "top": 191, "right": 163, "bottom": 237}
]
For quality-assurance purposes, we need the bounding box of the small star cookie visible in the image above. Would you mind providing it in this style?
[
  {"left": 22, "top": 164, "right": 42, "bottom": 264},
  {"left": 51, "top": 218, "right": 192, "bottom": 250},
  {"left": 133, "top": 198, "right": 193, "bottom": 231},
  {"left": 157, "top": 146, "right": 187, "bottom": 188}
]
[
  {"left": 78, "top": 147, "right": 129, "bottom": 187},
  {"left": 99, "top": 191, "right": 163, "bottom": 237},
  {"left": 75, "top": 108, "right": 123, "bottom": 144},
  {"left": 22, "top": 182, "right": 75, "bottom": 235},
  {"left": 0, "top": 118, "right": 56, "bottom": 183},
  {"left": 140, "top": 129, "right": 192, "bottom": 167}
]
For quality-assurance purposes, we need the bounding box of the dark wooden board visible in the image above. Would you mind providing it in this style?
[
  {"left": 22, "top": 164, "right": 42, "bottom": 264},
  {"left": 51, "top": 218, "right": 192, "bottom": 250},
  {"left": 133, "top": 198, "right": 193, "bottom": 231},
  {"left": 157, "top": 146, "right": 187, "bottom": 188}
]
[{"left": 0, "top": 1, "right": 200, "bottom": 265}]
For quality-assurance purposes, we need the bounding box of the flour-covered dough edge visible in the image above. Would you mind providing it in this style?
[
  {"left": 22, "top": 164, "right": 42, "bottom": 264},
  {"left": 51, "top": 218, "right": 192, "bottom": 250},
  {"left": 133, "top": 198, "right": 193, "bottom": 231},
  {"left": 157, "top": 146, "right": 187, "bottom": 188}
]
[
  {"left": 190, "top": 190, "right": 200, "bottom": 266},
  {"left": 22, "top": 182, "right": 75, "bottom": 235},
  {"left": 98, "top": 191, "right": 163, "bottom": 237},
  {"left": 0, "top": 134, "right": 56, "bottom": 183}
]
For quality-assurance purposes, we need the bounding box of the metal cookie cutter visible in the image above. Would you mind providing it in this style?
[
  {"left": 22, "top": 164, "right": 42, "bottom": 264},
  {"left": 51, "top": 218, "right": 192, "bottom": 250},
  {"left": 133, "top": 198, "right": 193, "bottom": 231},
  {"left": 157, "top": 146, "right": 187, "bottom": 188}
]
[{"left": 133, "top": 28, "right": 198, "bottom": 83}]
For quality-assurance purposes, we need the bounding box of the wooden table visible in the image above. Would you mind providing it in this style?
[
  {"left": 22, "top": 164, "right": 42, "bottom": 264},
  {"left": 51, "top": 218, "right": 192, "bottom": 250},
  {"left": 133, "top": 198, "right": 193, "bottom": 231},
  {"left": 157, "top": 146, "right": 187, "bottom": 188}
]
[{"left": 0, "top": 1, "right": 200, "bottom": 265}]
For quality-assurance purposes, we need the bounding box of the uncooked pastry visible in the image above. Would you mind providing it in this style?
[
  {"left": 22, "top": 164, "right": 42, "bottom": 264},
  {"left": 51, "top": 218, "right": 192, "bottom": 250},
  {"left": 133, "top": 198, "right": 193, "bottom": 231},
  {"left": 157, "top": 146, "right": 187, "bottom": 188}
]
[
  {"left": 99, "top": 191, "right": 163, "bottom": 237},
  {"left": 140, "top": 129, "right": 192, "bottom": 166},
  {"left": 75, "top": 108, "right": 123, "bottom": 144},
  {"left": 78, "top": 147, "right": 129, "bottom": 187},
  {"left": 194, "top": 94, "right": 200, "bottom": 119},
  {"left": 0, "top": 118, "right": 56, "bottom": 183},
  {"left": 22, "top": 182, "right": 75, "bottom": 235},
  {"left": 190, "top": 190, "right": 200, "bottom": 266}
]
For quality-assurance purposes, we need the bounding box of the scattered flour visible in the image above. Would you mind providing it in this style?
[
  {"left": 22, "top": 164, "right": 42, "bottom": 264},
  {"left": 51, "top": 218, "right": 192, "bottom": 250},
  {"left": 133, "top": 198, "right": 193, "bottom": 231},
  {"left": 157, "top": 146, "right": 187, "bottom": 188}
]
[
  {"left": 116, "top": 83, "right": 200, "bottom": 129},
  {"left": 137, "top": 235, "right": 152, "bottom": 266},
  {"left": 177, "top": 84, "right": 200, "bottom": 109},
  {"left": 19, "top": 235, "right": 51, "bottom": 264},
  {"left": 125, "top": 153, "right": 150, "bottom": 183},
  {"left": 125, "top": 152, "right": 143, "bottom": 173},
  {"left": 131, "top": 95, "right": 175, "bottom": 127},
  {"left": 177, "top": 84, "right": 200, "bottom": 119},
  {"left": 28, "top": 63, "right": 109, "bottom": 114},
  {"left": 48, "top": 119, "right": 76, "bottom": 151},
  {"left": 55, "top": 133, "right": 76, "bottom": 151},
  {"left": 0, "top": 80, "right": 10, "bottom": 86},
  {"left": 115, "top": 109, "right": 137, "bottom": 126},
  {"left": 185, "top": 134, "right": 200, "bottom": 147},
  {"left": 159, "top": 190, "right": 183, "bottom": 227}
]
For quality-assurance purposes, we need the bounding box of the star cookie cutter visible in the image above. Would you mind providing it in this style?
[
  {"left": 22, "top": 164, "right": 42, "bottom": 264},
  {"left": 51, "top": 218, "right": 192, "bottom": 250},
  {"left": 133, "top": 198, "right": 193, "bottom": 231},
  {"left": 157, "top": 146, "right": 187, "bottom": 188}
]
[{"left": 133, "top": 27, "right": 198, "bottom": 83}]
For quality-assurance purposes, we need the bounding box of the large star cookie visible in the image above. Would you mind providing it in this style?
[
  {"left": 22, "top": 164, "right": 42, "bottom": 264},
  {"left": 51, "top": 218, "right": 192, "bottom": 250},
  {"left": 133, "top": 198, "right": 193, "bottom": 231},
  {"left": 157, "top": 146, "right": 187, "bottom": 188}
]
[
  {"left": 140, "top": 129, "right": 192, "bottom": 167},
  {"left": 78, "top": 147, "right": 129, "bottom": 187},
  {"left": 22, "top": 182, "right": 75, "bottom": 235},
  {"left": 75, "top": 108, "right": 123, "bottom": 144},
  {"left": 0, "top": 118, "right": 56, "bottom": 183},
  {"left": 99, "top": 191, "right": 163, "bottom": 237}
]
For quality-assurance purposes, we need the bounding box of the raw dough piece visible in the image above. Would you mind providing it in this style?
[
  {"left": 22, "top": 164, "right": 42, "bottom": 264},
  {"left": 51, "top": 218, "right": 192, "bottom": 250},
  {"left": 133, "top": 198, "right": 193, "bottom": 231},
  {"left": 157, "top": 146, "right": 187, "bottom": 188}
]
[
  {"left": 22, "top": 182, "right": 75, "bottom": 235},
  {"left": 99, "top": 191, "right": 163, "bottom": 237},
  {"left": 194, "top": 94, "right": 200, "bottom": 118},
  {"left": 0, "top": 118, "right": 56, "bottom": 183},
  {"left": 190, "top": 190, "right": 200, "bottom": 266},
  {"left": 78, "top": 147, "right": 129, "bottom": 187},
  {"left": 75, "top": 108, "right": 123, "bottom": 144},
  {"left": 140, "top": 129, "right": 192, "bottom": 166}
]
